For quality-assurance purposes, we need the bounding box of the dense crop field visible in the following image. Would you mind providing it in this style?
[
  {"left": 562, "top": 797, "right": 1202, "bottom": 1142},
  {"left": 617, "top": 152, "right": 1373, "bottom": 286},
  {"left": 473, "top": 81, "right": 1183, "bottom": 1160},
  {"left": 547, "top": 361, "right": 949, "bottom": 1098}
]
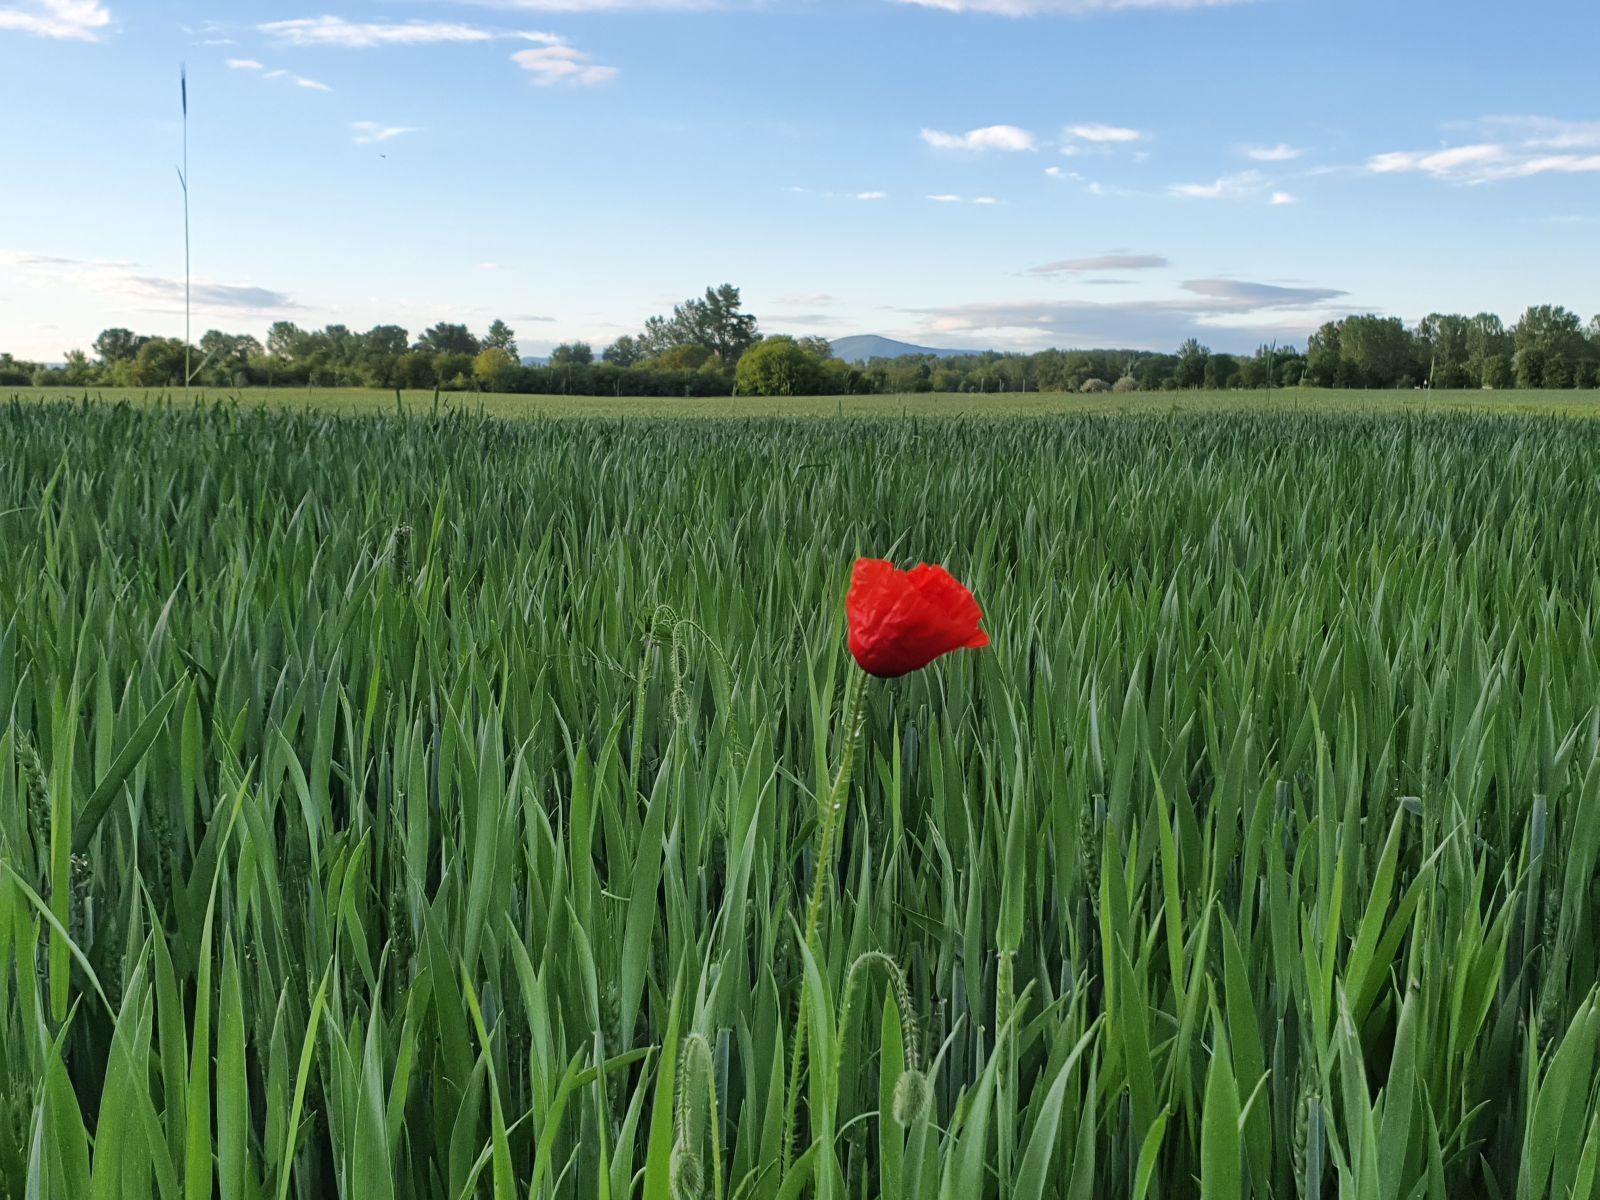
[
  {"left": 8, "top": 384, "right": 1600, "bottom": 420},
  {"left": 4, "top": 398, "right": 1600, "bottom": 1198}
]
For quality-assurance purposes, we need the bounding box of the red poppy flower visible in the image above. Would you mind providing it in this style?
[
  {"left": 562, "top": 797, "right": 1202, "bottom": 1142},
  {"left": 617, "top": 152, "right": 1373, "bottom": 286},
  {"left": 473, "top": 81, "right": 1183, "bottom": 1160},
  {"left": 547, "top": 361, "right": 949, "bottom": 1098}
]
[{"left": 847, "top": 558, "right": 990, "bottom": 678}]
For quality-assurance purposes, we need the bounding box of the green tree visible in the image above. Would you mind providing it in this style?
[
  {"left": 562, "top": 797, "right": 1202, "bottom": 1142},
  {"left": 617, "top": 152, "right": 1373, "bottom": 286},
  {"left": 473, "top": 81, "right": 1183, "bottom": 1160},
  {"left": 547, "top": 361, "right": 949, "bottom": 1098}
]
[
  {"left": 1417, "top": 313, "right": 1474, "bottom": 387},
  {"left": 1203, "top": 353, "right": 1240, "bottom": 389},
  {"left": 734, "top": 336, "right": 824, "bottom": 396},
  {"left": 358, "top": 325, "right": 410, "bottom": 387},
  {"left": 1306, "top": 322, "right": 1342, "bottom": 386},
  {"left": 550, "top": 342, "right": 594, "bottom": 367},
  {"left": 636, "top": 284, "right": 760, "bottom": 363},
  {"left": 473, "top": 347, "right": 517, "bottom": 390},
  {"left": 483, "top": 320, "right": 519, "bottom": 359},
  {"left": 1173, "top": 338, "right": 1210, "bottom": 389},
  {"left": 1482, "top": 354, "right": 1513, "bottom": 389},
  {"left": 1337, "top": 315, "right": 1417, "bottom": 387},
  {"left": 416, "top": 323, "right": 480, "bottom": 357},
  {"left": 648, "top": 344, "right": 714, "bottom": 371},
  {"left": 266, "top": 322, "right": 310, "bottom": 361},
  {"left": 93, "top": 328, "right": 146, "bottom": 364},
  {"left": 130, "top": 338, "right": 188, "bottom": 386},
  {"left": 433, "top": 352, "right": 474, "bottom": 388},
  {"left": 60, "top": 349, "right": 95, "bottom": 385},
  {"left": 602, "top": 335, "right": 643, "bottom": 367}
]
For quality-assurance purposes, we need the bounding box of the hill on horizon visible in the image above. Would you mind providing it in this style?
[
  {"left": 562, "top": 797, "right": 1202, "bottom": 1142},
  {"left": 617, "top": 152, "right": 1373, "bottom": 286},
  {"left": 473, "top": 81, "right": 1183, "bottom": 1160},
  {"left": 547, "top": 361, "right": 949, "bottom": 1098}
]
[{"left": 828, "top": 335, "right": 984, "bottom": 363}]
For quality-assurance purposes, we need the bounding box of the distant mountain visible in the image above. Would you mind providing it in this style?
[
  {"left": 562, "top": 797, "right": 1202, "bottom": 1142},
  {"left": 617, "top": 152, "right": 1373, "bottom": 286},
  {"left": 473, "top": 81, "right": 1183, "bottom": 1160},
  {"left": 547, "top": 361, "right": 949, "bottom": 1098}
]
[
  {"left": 521, "top": 355, "right": 550, "bottom": 367},
  {"left": 829, "top": 335, "right": 984, "bottom": 363}
]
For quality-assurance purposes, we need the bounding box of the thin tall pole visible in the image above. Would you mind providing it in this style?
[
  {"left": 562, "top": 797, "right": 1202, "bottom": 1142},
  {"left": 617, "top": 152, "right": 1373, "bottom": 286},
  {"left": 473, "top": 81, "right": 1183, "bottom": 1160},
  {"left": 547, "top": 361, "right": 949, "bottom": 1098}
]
[{"left": 180, "top": 65, "right": 190, "bottom": 396}]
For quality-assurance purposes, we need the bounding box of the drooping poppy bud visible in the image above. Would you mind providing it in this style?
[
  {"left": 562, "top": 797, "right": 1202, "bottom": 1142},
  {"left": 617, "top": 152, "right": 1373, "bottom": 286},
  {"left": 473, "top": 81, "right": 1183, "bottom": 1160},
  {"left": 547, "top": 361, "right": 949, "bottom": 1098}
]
[{"left": 846, "top": 558, "right": 989, "bottom": 679}]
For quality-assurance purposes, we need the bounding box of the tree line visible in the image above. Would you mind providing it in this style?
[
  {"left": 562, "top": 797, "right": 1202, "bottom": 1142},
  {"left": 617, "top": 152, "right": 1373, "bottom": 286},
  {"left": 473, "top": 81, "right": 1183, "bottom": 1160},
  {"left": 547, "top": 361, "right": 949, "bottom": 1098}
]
[{"left": 4, "top": 288, "right": 1597, "bottom": 396}]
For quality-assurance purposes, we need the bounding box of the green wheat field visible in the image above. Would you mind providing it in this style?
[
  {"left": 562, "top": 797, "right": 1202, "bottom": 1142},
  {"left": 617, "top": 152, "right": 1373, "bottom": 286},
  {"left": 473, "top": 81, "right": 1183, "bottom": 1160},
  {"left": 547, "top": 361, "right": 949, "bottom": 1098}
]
[{"left": 4, "top": 394, "right": 1600, "bottom": 1198}]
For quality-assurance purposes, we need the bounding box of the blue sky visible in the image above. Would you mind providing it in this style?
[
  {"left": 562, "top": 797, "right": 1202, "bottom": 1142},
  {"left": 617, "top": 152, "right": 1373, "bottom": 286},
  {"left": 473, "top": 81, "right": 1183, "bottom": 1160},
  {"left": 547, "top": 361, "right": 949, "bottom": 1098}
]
[{"left": 2, "top": 0, "right": 1596, "bottom": 360}]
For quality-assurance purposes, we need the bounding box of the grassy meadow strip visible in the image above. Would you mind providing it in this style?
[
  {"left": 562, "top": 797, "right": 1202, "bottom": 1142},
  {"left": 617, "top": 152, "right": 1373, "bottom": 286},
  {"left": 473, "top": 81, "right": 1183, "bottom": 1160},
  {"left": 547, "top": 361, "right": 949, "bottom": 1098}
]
[
  {"left": 2, "top": 398, "right": 1600, "bottom": 1197},
  {"left": 8, "top": 383, "right": 1600, "bottom": 420}
]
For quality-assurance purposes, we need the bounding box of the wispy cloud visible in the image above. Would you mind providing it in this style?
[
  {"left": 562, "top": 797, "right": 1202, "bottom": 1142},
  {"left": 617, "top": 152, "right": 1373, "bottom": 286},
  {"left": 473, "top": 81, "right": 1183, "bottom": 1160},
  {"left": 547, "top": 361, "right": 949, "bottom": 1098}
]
[
  {"left": 238, "top": 59, "right": 334, "bottom": 92},
  {"left": 1269, "top": 191, "right": 1296, "bottom": 205},
  {"left": 352, "top": 121, "right": 420, "bottom": 144},
  {"left": 904, "top": 276, "right": 1346, "bottom": 352},
  {"left": 855, "top": 191, "right": 888, "bottom": 201},
  {"left": 451, "top": 0, "right": 735, "bottom": 7},
  {"left": 972, "top": 196, "right": 1003, "bottom": 205},
  {"left": 927, "top": 193, "right": 965, "bottom": 202},
  {"left": 511, "top": 41, "right": 618, "bottom": 84},
  {"left": 3, "top": 250, "right": 301, "bottom": 314},
  {"left": 1245, "top": 142, "right": 1303, "bottom": 161},
  {"left": 1370, "top": 140, "right": 1600, "bottom": 183},
  {"left": 889, "top": 0, "right": 1253, "bottom": 13},
  {"left": 921, "top": 124, "right": 1036, "bottom": 151},
  {"left": 260, "top": 16, "right": 558, "bottom": 47},
  {"left": 0, "top": 0, "right": 112, "bottom": 40},
  {"left": 1168, "top": 169, "right": 1266, "bottom": 199},
  {"left": 1028, "top": 253, "right": 1169, "bottom": 275},
  {"left": 1064, "top": 122, "right": 1143, "bottom": 143}
]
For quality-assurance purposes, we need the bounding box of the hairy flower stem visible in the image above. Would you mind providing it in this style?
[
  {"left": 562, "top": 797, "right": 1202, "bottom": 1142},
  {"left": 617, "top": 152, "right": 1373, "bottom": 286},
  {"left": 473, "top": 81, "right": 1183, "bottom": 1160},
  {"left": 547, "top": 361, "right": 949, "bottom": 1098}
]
[{"left": 782, "top": 666, "right": 869, "bottom": 1172}]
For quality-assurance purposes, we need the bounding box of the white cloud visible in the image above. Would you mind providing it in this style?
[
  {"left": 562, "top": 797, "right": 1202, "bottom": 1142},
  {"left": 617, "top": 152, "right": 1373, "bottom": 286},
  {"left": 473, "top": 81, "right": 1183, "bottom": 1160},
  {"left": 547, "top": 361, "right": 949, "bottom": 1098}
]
[
  {"left": 972, "top": 196, "right": 1003, "bottom": 204},
  {"left": 243, "top": 63, "right": 334, "bottom": 93},
  {"left": 352, "top": 121, "right": 420, "bottom": 144},
  {"left": 1269, "top": 191, "right": 1297, "bottom": 205},
  {"left": 921, "top": 124, "right": 1036, "bottom": 152},
  {"left": 855, "top": 191, "right": 888, "bottom": 200},
  {"left": 1044, "top": 166, "right": 1064, "bottom": 178},
  {"left": 1368, "top": 141, "right": 1600, "bottom": 183},
  {"left": 905, "top": 277, "right": 1346, "bottom": 352},
  {"left": 1368, "top": 118, "right": 1600, "bottom": 184},
  {"left": 0, "top": 0, "right": 111, "bottom": 39},
  {"left": 260, "top": 16, "right": 559, "bottom": 47},
  {"left": 1064, "top": 122, "right": 1142, "bottom": 143},
  {"left": 1029, "top": 253, "right": 1169, "bottom": 274},
  {"left": 890, "top": 0, "right": 1253, "bottom": 12},
  {"left": 1246, "top": 142, "right": 1303, "bottom": 161},
  {"left": 1472, "top": 116, "right": 1600, "bottom": 150},
  {"left": 451, "top": 0, "right": 731, "bottom": 7},
  {"left": 2, "top": 250, "right": 301, "bottom": 315},
  {"left": 1168, "top": 169, "right": 1265, "bottom": 198},
  {"left": 511, "top": 42, "right": 618, "bottom": 85},
  {"left": 927, "top": 193, "right": 964, "bottom": 202}
]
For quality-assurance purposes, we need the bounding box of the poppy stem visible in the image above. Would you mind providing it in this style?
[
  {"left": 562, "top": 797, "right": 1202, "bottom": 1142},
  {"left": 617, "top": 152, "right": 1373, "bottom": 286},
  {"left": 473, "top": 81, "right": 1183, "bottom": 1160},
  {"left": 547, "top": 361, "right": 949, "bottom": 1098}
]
[
  {"left": 783, "top": 664, "right": 869, "bottom": 1172},
  {"left": 802, "top": 665, "right": 869, "bottom": 954}
]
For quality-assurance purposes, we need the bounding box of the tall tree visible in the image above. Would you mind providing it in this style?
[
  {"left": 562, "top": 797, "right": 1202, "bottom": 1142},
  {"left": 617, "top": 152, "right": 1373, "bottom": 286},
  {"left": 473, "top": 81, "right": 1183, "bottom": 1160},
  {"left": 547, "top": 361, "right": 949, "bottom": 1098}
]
[
  {"left": 1173, "top": 338, "right": 1210, "bottom": 389},
  {"left": 550, "top": 342, "right": 594, "bottom": 367},
  {"left": 603, "top": 335, "right": 643, "bottom": 367},
  {"left": 415, "top": 323, "right": 480, "bottom": 357},
  {"left": 483, "top": 320, "right": 519, "bottom": 358},
  {"left": 634, "top": 284, "right": 760, "bottom": 363},
  {"left": 266, "top": 321, "right": 309, "bottom": 360},
  {"left": 93, "top": 328, "right": 146, "bottom": 363}
]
